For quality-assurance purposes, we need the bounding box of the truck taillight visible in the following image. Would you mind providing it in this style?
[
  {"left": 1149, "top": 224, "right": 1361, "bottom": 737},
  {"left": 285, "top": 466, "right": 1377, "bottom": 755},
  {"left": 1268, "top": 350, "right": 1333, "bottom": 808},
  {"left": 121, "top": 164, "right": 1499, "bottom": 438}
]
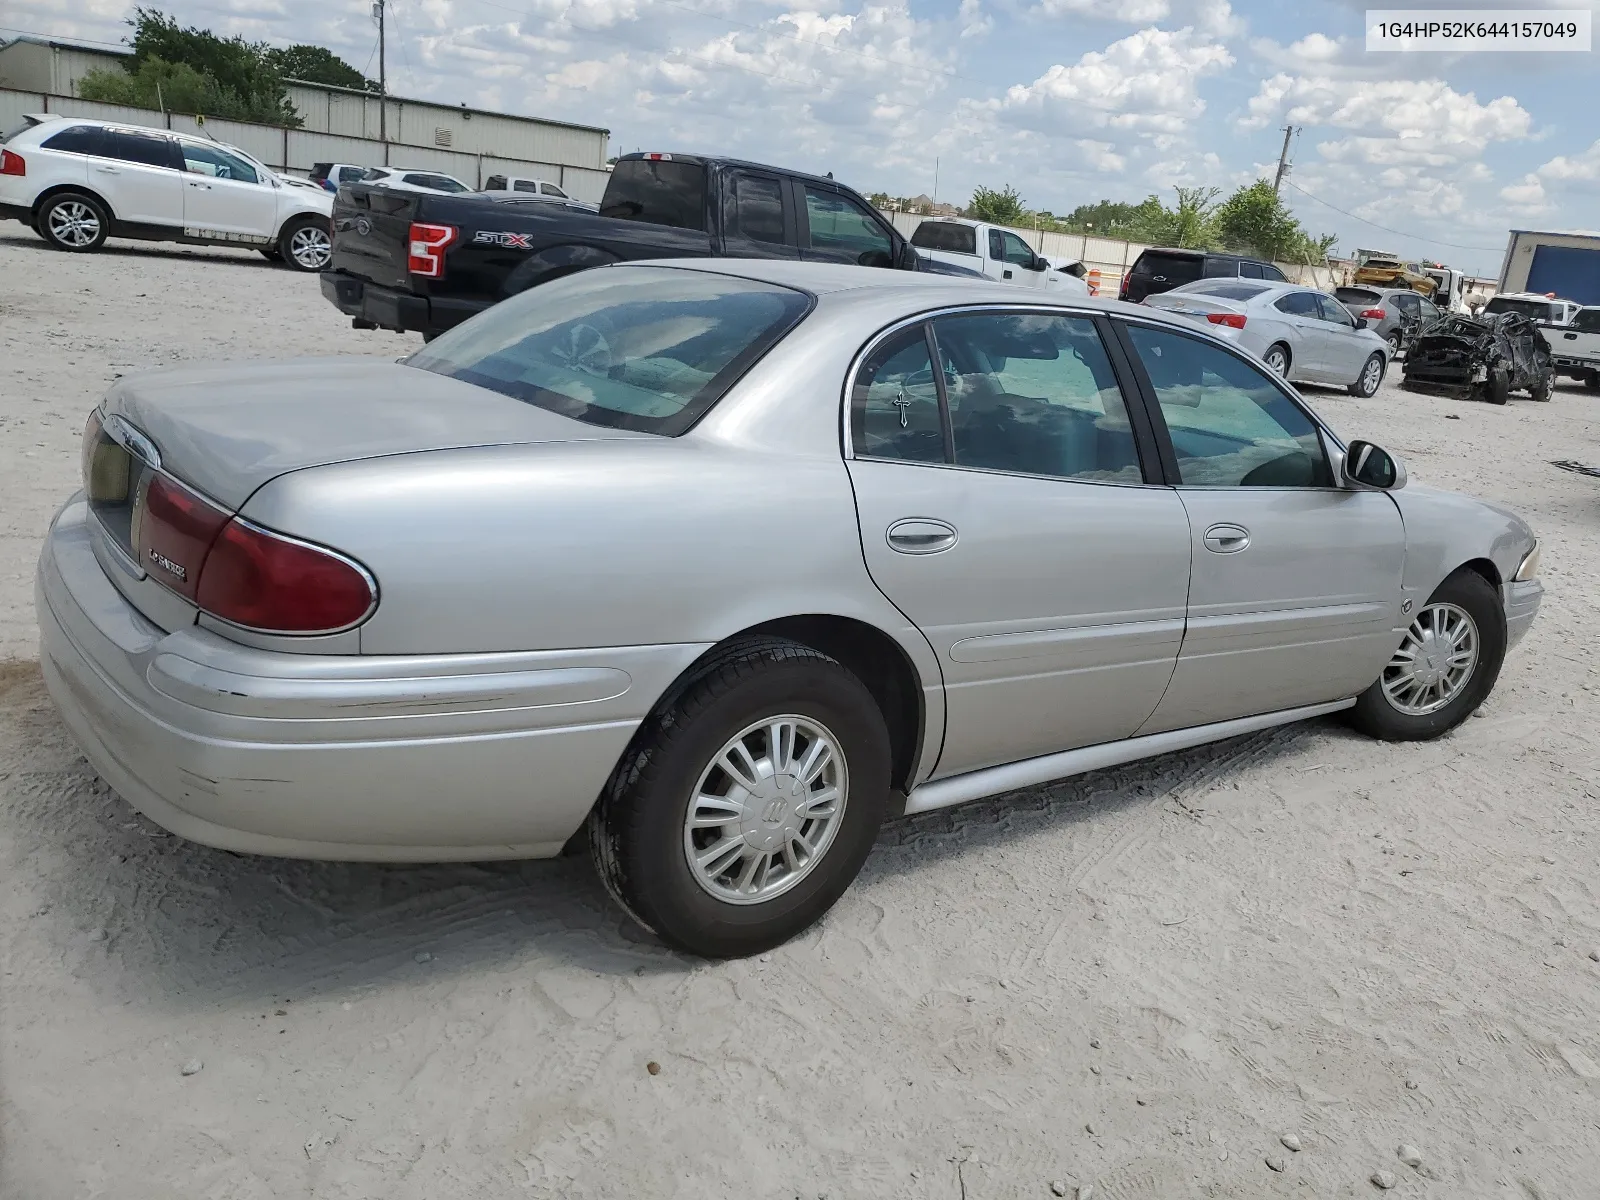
[
  {"left": 407, "top": 222, "right": 456, "bottom": 277},
  {"left": 0, "top": 149, "right": 24, "bottom": 176},
  {"left": 138, "top": 473, "right": 230, "bottom": 602},
  {"left": 1361, "top": 308, "right": 1387, "bottom": 319},
  {"left": 1119, "top": 274, "right": 1129, "bottom": 300},
  {"left": 196, "top": 520, "right": 377, "bottom": 635},
  {"left": 1206, "top": 313, "right": 1247, "bottom": 329}
]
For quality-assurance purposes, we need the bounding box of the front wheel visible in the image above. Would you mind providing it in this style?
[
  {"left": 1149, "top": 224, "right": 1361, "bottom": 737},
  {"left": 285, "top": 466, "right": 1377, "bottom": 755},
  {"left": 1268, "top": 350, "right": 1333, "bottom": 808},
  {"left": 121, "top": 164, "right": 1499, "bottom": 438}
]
[
  {"left": 1529, "top": 373, "right": 1553, "bottom": 402},
  {"left": 589, "top": 637, "right": 891, "bottom": 958},
  {"left": 278, "top": 215, "right": 332, "bottom": 272},
  {"left": 37, "top": 192, "right": 109, "bottom": 252},
  {"left": 1482, "top": 366, "right": 1510, "bottom": 405},
  {"left": 1345, "top": 569, "right": 1506, "bottom": 742},
  {"left": 1349, "top": 352, "right": 1385, "bottom": 397}
]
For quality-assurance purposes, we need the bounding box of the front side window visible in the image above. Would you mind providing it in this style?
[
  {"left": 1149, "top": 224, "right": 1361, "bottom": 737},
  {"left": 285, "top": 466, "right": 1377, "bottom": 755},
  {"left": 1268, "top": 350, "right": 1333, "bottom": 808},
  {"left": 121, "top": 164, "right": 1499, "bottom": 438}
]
[
  {"left": 1394, "top": 292, "right": 1420, "bottom": 315},
  {"left": 1126, "top": 324, "right": 1332, "bottom": 488},
  {"left": 600, "top": 159, "right": 708, "bottom": 230},
  {"left": 41, "top": 124, "right": 103, "bottom": 155},
  {"left": 180, "top": 142, "right": 259, "bottom": 184},
  {"left": 933, "top": 312, "right": 1143, "bottom": 483},
  {"left": 1572, "top": 308, "right": 1600, "bottom": 333},
  {"left": 407, "top": 267, "right": 811, "bottom": 436},
  {"left": 726, "top": 173, "right": 786, "bottom": 245},
  {"left": 850, "top": 326, "right": 944, "bottom": 463},
  {"left": 103, "top": 129, "right": 179, "bottom": 170},
  {"left": 542, "top": 183, "right": 567, "bottom": 197},
  {"left": 1315, "top": 295, "right": 1356, "bottom": 327},
  {"left": 999, "top": 231, "right": 1036, "bottom": 268},
  {"left": 803, "top": 186, "right": 893, "bottom": 267}
]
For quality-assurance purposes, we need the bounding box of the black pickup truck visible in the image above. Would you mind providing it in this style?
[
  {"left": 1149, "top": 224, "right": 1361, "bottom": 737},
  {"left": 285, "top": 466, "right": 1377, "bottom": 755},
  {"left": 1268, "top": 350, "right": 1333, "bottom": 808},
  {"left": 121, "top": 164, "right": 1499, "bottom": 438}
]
[{"left": 321, "top": 152, "right": 977, "bottom": 339}]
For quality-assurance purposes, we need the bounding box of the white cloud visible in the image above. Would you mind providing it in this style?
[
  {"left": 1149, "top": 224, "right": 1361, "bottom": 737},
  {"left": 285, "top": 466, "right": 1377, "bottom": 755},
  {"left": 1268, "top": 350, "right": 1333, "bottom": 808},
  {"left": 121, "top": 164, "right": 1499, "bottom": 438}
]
[
  {"left": 1536, "top": 139, "right": 1600, "bottom": 182},
  {"left": 1030, "top": 0, "right": 1171, "bottom": 20},
  {"left": 1500, "top": 173, "right": 1550, "bottom": 210},
  {"left": 958, "top": 0, "right": 993, "bottom": 38}
]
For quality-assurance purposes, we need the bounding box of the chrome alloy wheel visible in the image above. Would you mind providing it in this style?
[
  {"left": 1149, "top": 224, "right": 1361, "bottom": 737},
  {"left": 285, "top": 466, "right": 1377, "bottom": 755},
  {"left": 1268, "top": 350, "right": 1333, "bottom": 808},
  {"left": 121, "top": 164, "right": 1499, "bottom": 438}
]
[
  {"left": 1381, "top": 602, "right": 1478, "bottom": 715},
  {"left": 48, "top": 200, "right": 100, "bottom": 247},
  {"left": 1359, "top": 355, "right": 1383, "bottom": 395},
  {"left": 288, "top": 224, "right": 332, "bottom": 269},
  {"left": 1263, "top": 346, "right": 1288, "bottom": 376},
  {"left": 683, "top": 715, "right": 848, "bottom": 905}
]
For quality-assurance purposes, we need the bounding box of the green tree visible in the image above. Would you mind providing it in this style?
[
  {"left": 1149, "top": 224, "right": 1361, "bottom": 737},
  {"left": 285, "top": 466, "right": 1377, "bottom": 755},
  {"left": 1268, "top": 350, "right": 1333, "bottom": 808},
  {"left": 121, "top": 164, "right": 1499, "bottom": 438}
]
[
  {"left": 968, "top": 184, "right": 1028, "bottom": 226},
  {"left": 79, "top": 56, "right": 296, "bottom": 125},
  {"left": 264, "top": 44, "right": 376, "bottom": 92},
  {"left": 1215, "top": 180, "right": 1338, "bottom": 264}
]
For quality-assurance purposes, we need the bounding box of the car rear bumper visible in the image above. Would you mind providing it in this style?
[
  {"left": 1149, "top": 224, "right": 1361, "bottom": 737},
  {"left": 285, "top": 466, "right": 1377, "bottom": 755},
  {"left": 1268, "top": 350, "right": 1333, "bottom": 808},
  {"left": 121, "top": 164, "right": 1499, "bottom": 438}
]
[
  {"left": 1504, "top": 580, "right": 1541, "bottom": 650},
  {"left": 319, "top": 271, "right": 486, "bottom": 337},
  {"left": 37, "top": 496, "right": 707, "bottom": 862},
  {"left": 1551, "top": 355, "right": 1599, "bottom": 377}
]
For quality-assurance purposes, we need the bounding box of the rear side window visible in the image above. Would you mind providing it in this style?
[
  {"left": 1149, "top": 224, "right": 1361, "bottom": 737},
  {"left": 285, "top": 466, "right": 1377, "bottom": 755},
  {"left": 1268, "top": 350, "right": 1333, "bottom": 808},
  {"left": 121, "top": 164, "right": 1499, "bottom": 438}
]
[
  {"left": 311, "top": 162, "right": 333, "bottom": 180},
  {"left": 1136, "top": 252, "right": 1204, "bottom": 284},
  {"left": 910, "top": 223, "right": 977, "bottom": 254},
  {"left": 102, "top": 129, "right": 179, "bottom": 169},
  {"left": 600, "top": 159, "right": 708, "bottom": 230},
  {"left": 1394, "top": 293, "right": 1420, "bottom": 314},
  {"left": 406, "top": 266, "right": 812, "bottom": 436},
  {"left": 725, "top": 173, "right": 786, "bottom": 245},
  {"left": 851, "top": 326, "right": 945, "bottom": 463},
  {"left": 42, "top": 125, "right": 103, "bottom": 155},
  {"left": 1274, "top": 292, "right": 1321, "bottom": 316}
]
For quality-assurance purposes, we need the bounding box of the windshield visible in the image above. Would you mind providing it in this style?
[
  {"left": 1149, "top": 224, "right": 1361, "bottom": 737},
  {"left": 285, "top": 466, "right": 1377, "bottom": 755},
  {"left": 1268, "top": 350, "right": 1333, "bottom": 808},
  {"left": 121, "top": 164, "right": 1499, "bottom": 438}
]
[
  {"left": 406, "top": 267, "right": 812, "bottom": 435},
  {"left": 1484, "top": 297, "right": 1553, "bottom": 320},
  {"left": 911, "top": 223, "right": 978, "bottom": 254}
]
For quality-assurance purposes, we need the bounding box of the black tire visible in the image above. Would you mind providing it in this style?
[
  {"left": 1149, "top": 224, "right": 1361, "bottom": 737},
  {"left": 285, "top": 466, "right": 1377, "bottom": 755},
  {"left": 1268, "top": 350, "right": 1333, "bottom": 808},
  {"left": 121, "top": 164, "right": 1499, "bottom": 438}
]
[
  {"left": 258, "top": 245, "right": 282, "bottom": 262},
  {"left": 36, "top": 191, "right": 109, "bottom": 253},
  {"left": 1348, "top": 352, "right": 1385, "bottom": 397},
  {"left": 1529, "top": 372, "right": 1553, "bottom": 402},
  {"left": 1345, "top": 569, "right": 1506, "bottom": 742},
  {"left": 1262, "top": 343, "right": 1291, "bottom": 378},
  {"left": 1483, "top": 366, "right": 1510, "bottom": 405},
  {"left": 589, "top": 636, "right": 891, "bottom": 958},
  {"left": 277, "top": 214, "right": 332, "bottom": 272},
  {"left": 1386, "top": 331, "right": 1402, "bottom": 355},
  {"left": 1586, "top": 370, "right": 1600, "bottom": 392}
]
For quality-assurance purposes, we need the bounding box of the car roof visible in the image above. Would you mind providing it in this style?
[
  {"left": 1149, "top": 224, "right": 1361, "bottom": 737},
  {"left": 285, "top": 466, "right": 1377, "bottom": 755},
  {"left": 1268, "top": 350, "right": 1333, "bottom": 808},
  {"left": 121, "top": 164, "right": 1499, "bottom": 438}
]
[{"left": 614, "top": 152, "right": 854, "bottom": 191}]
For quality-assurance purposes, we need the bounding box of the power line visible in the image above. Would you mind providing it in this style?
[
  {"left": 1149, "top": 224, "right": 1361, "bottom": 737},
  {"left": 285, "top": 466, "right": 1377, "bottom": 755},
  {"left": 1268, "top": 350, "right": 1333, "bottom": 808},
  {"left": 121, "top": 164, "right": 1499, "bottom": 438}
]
[{"left": 1283, "top": 180, "right": 1504, "bottom": 253}]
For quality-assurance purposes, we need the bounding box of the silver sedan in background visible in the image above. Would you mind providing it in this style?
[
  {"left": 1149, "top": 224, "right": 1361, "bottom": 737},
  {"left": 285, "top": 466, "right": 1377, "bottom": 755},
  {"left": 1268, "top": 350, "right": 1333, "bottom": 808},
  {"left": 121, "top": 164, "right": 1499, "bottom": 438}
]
[
  {"left": 39, "top": 262, "right": 1541, "bottom": 957},
  {"left": 1144, "top": 279, "right": 1393, "bottom": 396}
]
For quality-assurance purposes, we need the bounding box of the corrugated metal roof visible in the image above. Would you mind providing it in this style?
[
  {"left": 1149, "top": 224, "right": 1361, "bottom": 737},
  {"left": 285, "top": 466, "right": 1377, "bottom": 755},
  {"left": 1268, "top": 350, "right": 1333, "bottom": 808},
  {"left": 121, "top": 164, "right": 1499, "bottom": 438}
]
[
  {"left": 284, "top": 77, "right": 608, "bottom": 136},
  {"left": 0, "top": 33, "right": 131, "bottom": 56}
]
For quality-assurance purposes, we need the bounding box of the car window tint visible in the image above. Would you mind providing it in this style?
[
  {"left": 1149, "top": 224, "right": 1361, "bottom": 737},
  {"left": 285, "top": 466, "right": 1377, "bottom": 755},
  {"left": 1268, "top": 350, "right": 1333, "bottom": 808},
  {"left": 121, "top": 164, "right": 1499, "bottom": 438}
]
[
  {"left": 1137, "top": 251, "right": 1204, "bottom": 283},
  {"left": 1484, "top": 297, "right": 1552, "bottom": 320},
  {"left": 1274, "top": 291, "right": 1321, "bottom": 317},
  {"left": 543, "top": 183, "right": 567, "bottom": 197},
  {"left": 850, "top": 326, "right": 944, "bottom": 464},
  {"left": 1316, "top": 295, "right": 1355, "bottom": 327},
  {"left": 988, "top": 230, "right": 1005, "bottom": 260},
  {"left": 1201, "top": 258, "right": 1237, "bottom": 278},
  {"left": 1335, "top": 287, "right": 1380, "bottom": 304},
  {"left": 932, "top": 313, "right": 1142, "bottom": 483},
  {"left": 727, "top": 173, "right": 785, "bottom": 244},
  {"left": 1000, "top": 231, "right": 1035, "bottom": 267},
  {"left": 513, "top": 179, "right": 538, "bottom": 192},
  {"left": 1573, "top": 309, "right": 1600, "bottom": 333},
  {"left": 1394, "top": 293, "right": 1420, "bottom": 313},
  {"left": 1127, "top": 324, "right": 1332, "bottom": 488},
  {"left": 600, "top": 159, "right": 707, "bottom": 230},
  {"left": 338, "top": 166, "right": 366, "bottom": 182},
  {"left": 910, "top": 222, "right": 977, "bottom": 254},
  {"left": 1239, "top": 262, "right": 1265, "bottom": 279},
  {"left": 103, "top": 129, "right": 177, "bottom": 169},
  {"left": 41, "top": 124, "right": 102, "bottom": 155},
  {"left": 802, "top": 186, "right": 893, "bottom": 267},
  {"left": 1261, "top": 264, "right": 1287, "bottom": 281},
  {"left": 180, "top": 141, "right": 258, "bottom": 184},
  {"left": 407, "top": 266, "right": 810, "bottom": 436}
]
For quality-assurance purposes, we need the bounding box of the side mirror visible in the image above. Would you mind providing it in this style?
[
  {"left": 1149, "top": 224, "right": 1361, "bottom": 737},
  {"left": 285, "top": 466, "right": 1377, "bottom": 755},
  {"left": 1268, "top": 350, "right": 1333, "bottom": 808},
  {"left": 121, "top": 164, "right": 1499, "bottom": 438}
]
[{"left": 1342, "top": 440, "right": 1406, "bottom": 490}]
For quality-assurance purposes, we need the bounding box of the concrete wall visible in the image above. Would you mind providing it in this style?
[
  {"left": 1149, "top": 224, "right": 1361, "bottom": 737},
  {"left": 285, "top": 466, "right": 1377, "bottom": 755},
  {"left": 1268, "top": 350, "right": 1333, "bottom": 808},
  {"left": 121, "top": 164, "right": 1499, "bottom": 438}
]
[
  {"left": 0, "top": 87, "right": 614, "bottom": 202},
  {"left": 883, "top": 211, "right": 1344, "bottom": 295}
]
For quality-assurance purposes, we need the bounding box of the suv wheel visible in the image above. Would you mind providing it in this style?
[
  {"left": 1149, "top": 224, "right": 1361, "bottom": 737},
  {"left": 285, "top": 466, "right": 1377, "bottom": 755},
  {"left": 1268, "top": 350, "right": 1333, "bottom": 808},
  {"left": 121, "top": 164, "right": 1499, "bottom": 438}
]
[
  {"left": 38, "top": 192, "right": 109, "bottom": 253},
  {"left": 279, "top": 215, "right": 331, "bottom": 271},
  {"left": 589, "top": 637, "right": 891, "bottom": 958}
]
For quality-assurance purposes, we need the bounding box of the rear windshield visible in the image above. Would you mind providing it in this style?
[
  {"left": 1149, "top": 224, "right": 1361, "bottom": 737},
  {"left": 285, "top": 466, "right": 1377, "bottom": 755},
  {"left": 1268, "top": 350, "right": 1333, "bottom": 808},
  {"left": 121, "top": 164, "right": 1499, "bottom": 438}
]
[
  {"left": 1134, "top": 251, "right": 1204, "bottom": 283},
  {"left": 1484, "top": 296, "right": 1553, "bottom": 320},
  {"left": 911, "top": 223, "right": 978, "bottom": 254},
  {"left": 1336, "top": 287, "right": 1381, "bottom": 304},
  {"left": 1572, "top": 308, "right": 1600, "bottom": 333},
  {"left": 406, "top": 267, "right": 812, "bottom": 436},
  {"left": 1177, "top": 281, "right": 1269, "bottom": 301},
  {"left": 600, "top": 159, "right": 708, "bottom": 231}
]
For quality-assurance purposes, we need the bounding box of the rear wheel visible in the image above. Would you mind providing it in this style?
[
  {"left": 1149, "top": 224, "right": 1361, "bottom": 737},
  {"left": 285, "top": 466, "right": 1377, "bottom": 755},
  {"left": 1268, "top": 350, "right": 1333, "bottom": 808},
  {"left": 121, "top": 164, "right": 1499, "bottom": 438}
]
[
  {"left": 1345, "top": 569, "right": 1505, "bottom": 742},
  {"left": 1386, "top": 331, "right": 1402, "bottom": 355},
  {"left": 1262, "top": 343, "right": 1290, "bottom": 377},
  {"left": 1529, "top": 372, "right": 1553, "bottom": 402},
  {"left": 589, "top": 637, "right": 891, "bottom": 958},
  {"left": 1349, "top": 352, "right": 1385, "bottom": 397},
  {"left": 1586, "top": 370, "right": 1600, "bottom": 391},
  {"left": 278, "top": 215, "right": 331, "bottom": 272},
  {"left": 37, "top": 192, "right": 108, "bottom": 253}
]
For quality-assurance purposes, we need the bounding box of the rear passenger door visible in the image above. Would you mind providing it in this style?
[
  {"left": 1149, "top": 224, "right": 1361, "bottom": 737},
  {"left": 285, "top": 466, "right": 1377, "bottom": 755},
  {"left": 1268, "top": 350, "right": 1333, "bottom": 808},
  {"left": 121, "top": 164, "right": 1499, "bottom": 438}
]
[
  {"left": 720, "top": 170, "right": 798, "bottom": 259},
  {"left": 845, "top": 308, "right": 1193, "bottom": 777},
  {"left": 91, "top": 128, "right": 184, "bottom": 227}
]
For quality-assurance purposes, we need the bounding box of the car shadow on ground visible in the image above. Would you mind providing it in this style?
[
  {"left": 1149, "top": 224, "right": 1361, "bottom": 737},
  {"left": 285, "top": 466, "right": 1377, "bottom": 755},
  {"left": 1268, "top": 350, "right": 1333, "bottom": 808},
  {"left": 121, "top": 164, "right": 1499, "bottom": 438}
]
[
  {"left": 0, "top": 228, "right": 277, "bottom": 270},
  {"left": 2, "top": 662, "right": 1337, "bottom": 1009}
]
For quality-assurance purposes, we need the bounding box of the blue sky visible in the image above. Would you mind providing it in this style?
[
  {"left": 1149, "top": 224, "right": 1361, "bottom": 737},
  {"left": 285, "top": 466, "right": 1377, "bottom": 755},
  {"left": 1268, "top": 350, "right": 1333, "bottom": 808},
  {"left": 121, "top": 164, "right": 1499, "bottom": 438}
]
[{"left": 9, "top": 0, "right": 1598, "bottom": 273}]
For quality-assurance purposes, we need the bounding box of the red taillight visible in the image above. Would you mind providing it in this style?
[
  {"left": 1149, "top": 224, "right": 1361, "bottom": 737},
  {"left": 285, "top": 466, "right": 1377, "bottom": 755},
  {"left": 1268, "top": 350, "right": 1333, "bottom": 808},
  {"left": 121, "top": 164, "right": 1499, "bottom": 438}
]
[
  {"left": 1360, "top": 308, "right": 1387, "bottom": 319},
  {"left": 137, "top": 473, "right": 230, "bottom": 601},
  {"left": 1206, "top": 312, "right": 1247, "bottom": 329},
  {"left": 0, "top": 149, "right": 24, "bottom": 176},
  {"left": 1119, "top": 275, "right": 1130, "bottom": 299},
  {"left": 196, "top": 520, "right": 376, "bottom": 634},
  {"left": 407, "top": 222, "right": 456, "bottom": 277}
]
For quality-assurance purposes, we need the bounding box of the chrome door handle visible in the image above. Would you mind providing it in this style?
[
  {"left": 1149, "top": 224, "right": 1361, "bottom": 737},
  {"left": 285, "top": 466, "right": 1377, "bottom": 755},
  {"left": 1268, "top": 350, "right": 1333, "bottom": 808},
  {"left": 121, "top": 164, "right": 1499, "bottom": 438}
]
[
  {"left": 887, "top": 518, "right": 958, "bottom": 555},
  {"left": 1202, "top": 523, "right": 1250, "bottom": 554},
  {"left": 95, "top": 165, "right": 120, "bottom": 173},
  {"left": 188, "top": 181, "right": 210, "bottom": 189}
]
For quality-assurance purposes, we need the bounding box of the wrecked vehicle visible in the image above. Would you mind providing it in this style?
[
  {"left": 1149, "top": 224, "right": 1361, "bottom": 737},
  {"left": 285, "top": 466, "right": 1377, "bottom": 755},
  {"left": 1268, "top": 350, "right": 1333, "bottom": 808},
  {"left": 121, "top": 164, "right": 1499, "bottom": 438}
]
[{"left": 1401, "top": 311, "right": 1553, "bottom": 405}]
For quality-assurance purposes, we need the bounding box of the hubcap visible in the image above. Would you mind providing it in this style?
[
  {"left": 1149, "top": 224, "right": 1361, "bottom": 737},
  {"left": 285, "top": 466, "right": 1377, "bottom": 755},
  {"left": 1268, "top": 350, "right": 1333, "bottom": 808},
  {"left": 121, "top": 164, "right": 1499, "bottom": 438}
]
[
  {"left": 289, "top": 226, "right": 331, "bottom": 269},
  {"left": 1265, "top": 349, "right": 1287, "bottom": 375},
  {"left": 1362, "top": 357, "right": 1382, "bottom": 393},
  {"left": 1381, "top": 602, "right": 1478, "bottom": 715},
  {"left": 48, "top": 201, "right": 99, "bottom": 247},
  {"left": 683, "top": 715, "right": 848, "bottom": 905}
]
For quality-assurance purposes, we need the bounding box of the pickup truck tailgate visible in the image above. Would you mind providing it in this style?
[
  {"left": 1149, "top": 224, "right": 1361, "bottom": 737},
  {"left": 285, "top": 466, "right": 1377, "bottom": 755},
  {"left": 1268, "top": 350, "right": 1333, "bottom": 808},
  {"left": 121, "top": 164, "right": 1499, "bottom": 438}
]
[{"left": 329, "top": 184, "right": 418, "bottom": 289}]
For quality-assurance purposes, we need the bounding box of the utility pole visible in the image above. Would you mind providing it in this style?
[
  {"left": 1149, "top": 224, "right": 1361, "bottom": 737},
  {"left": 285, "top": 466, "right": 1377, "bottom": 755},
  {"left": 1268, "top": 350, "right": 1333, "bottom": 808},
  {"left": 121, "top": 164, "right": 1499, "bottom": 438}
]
[
  {"left": 373, "top": 0, "right": 387, "bottom": 148},
  {"left": 1273, "top": 124, "right": 1296, "bottom": 196}
]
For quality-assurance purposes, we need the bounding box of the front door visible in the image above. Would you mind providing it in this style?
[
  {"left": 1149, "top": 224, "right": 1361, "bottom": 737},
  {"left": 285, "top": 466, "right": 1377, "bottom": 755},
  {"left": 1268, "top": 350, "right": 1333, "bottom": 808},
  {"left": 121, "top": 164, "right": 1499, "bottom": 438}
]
[
  {"left": 995, "top": 229, "right": 1047, "bottom": 288},
  {"left": 1268, "top": 290, "right": 1331, "bottom": 379},
  {"left": 1116, "top": 321, "right": 1406, "bottom": 733},
  {"left": 179, "top": 141, "right": 279, "bottom": 239},
  {"left": 92, "top": 127, "right": 184, "bottom": 227},
  {"left": 1313, "top": 293, "right": 1372, "bottom": 384},
  {"left": 846, "top": 309, "right": 1192, "bottom": 777}
]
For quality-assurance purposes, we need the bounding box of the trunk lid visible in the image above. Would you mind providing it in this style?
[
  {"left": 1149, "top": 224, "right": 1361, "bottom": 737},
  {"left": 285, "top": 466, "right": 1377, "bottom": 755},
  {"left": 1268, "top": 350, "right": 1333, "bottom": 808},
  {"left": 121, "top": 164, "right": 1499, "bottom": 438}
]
[
  {"left": 100, "top": 356, "right": 652, "bottom": 509},
  {"left": 329, "top": 184, "right": 420, "bottom": 288}
]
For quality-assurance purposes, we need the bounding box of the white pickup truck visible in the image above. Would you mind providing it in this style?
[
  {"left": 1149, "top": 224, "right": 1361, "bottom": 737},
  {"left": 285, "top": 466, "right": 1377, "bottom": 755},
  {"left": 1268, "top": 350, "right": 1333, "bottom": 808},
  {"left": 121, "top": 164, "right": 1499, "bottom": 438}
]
[
  {"left": 1547, "top": 305, "right": 1600, "bottom": 389},
  {"left": 910, "top": 218, "right": 1089, "bottom": 295}
]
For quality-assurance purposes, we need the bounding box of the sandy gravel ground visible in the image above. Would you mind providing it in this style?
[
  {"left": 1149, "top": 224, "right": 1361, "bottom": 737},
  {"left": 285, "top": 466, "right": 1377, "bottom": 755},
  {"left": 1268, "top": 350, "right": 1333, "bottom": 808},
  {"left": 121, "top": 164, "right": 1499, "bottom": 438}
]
[{"left": 2, "top": 225, "right": 1598, "bottom": 1200}]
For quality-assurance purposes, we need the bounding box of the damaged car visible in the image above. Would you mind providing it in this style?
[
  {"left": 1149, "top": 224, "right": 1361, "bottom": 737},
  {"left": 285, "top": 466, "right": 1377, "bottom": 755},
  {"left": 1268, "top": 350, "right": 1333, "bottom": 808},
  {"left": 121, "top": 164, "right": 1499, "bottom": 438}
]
[{"left": 1400, "top": 311, "right": 1554, "bottom": 405}]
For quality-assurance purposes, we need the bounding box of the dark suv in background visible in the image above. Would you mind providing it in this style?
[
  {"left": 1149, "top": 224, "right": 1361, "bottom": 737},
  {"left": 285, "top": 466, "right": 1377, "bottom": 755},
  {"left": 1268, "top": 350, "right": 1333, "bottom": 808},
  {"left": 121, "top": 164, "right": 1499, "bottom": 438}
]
[{"left": 1121, "top": 248, "right": 1288, "bottom": 303}]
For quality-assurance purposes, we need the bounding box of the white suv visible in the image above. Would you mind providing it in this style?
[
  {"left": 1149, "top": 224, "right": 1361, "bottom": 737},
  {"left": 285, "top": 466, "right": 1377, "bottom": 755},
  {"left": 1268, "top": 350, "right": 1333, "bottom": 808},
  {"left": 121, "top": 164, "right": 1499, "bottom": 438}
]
[{"left": 0, "top": 115, "right": 335, "bottom": 270}]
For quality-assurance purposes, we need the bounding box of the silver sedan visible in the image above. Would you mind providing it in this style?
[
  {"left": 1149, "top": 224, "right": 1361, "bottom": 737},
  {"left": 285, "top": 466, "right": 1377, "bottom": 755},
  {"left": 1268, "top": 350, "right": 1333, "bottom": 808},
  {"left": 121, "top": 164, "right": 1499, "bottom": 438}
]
[
  {"left": 39, "top": 261, "right": 1542, "bottom": 957},
  {"left": 1144, "top": 278, "right": 1394, "bottom": 397}
]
